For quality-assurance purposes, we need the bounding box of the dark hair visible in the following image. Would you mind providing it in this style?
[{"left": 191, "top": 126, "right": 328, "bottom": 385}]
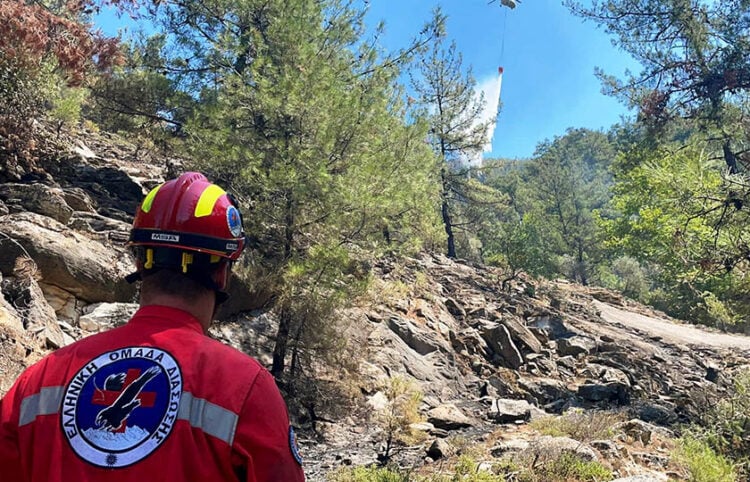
[{"left": 140, "top": 269, "right": 213, "bottom": 300}]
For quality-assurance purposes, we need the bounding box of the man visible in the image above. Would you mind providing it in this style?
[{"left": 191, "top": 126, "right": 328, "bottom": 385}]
[{"left": 0, "top": 172, "right": 305, "bottom": 481}]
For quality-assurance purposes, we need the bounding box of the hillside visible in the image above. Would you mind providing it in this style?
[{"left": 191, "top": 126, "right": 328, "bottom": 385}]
[{"left": 1, "top": 125, "right": 749, "bottom": 481}]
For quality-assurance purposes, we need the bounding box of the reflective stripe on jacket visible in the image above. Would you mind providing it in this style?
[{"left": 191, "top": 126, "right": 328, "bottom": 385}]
[{"left": 0, "top": 305, "right": 305, "bottom": 482}]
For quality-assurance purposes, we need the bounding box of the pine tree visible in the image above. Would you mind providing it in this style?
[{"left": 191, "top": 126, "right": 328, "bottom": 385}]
[{"left": 411, "top": 12, "right": 496, "bottom": 258}]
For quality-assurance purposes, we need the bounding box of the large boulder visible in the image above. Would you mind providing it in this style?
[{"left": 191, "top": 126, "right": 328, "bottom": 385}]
[
  {"left": 387, "top": 316, "right": 449, "bottom": 356},
  {"left": 493, "top": 313, "right": 543, "bottom": 354},
  {"left": 526, "top": 435, "right": 599, "bottom": 463},
  {"left": 481, "top": 321, "right": 524, "bottom": 369},
  {"left": 78, "top": 302, "right": 138, "bottom": 333},
  {"left": 557, "top": 336, "right": 597, "bottom": 357},
  {"left": 0, "top": 212, "right": 136, "bottom": 303},
  {"left": 488, "top": 398, "right": 533, "bottom": 423},
  {"left": 0, "top": 183, "right": 73, "bottom": 224},
  {"left": 427, "top": 403, "right": 475, "bottom": 431}
]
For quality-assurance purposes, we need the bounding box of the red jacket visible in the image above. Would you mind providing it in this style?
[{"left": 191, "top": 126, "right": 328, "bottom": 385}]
[{"left": 0, "top": 305, "right": 305, "bottom": 482}]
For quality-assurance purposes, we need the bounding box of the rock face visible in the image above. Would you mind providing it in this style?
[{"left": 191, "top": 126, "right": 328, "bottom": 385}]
[
  {"left": 0, "top": 183, "right": 74, "bottom": 224},
  {"left": 481, "top": 321, "right": 524, "bottom": 369},
  {"left": 0, "top": 212, "right": 136, "bottom": 303}
]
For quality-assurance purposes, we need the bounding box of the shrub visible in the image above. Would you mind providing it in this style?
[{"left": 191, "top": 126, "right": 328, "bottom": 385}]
[
  {"left": 691, "top": 368, "right": 750, "bottom": 474},
  {"left": 327, "top": 466, "right": 411, "bottom": 482},
  {"left": 375, "top": 375, "right": 426, "bottom": 461},
  {"left": 530, "top": 409, "right": 625, "bottom": 442},
  {"left": 674, "top": 436, "right": 736, "bottom": 482},
  {"left": 533, "top": 453, "right": 613, "bottom": 482}
]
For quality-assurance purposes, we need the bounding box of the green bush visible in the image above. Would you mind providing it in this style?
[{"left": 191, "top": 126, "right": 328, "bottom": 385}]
[
  {"left": 327, "top": 466, "right": 411, "bottom": 482},
  {"left": 534, "top": 453, "right": 612, "bottom": 482},
  {"left": 696, "top": 369, "right": 750, "bottom": 464},
  {"left": 674, "top": 436, "right": 736, "bottom": 482}
]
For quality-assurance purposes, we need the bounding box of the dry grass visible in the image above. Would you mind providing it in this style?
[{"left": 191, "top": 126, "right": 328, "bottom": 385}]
[{"left": 529, "top": 409, "right": 627, "bottom": 442}]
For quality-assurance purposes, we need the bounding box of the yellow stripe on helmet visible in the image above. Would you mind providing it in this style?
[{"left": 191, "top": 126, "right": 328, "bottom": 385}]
[
  {"left": 194, "top": 184, "right": 226, "bottom": 217},
  {"left": 141, "top": 183, "right": 165, "bottom": 213}
]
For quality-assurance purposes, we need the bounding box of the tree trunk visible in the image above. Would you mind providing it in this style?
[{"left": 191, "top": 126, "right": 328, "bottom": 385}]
[
  {"left": 271, "top": 306, "right": 291, "bottom": 379},
  {"left": 441, "top": 169, "right": 456, "bottom": 258},
  {"left": 723, "top": 140, "right": 738, "bottom": 175}
]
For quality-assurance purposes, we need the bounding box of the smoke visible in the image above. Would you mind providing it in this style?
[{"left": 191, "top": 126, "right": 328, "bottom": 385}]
[
  {"left": 465, "top": 71, "right": 503, "bottom": 166},
  {"left": 478, "top": 71, "right": 503, "bottom": 153}
]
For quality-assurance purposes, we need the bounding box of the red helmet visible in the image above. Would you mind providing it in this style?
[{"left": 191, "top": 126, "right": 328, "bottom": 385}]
[{"left": 129, "top": 172, "right": 246, "bottom": 269}]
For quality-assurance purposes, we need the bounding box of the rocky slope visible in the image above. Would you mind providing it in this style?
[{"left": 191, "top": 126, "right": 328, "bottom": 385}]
[{"left": 1, "top": 125, "right": 749, "bottom": 481}]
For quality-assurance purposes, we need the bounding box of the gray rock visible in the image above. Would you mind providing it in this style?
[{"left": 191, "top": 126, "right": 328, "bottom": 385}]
[
  {"left": 633, "top": 402, "right": 677, "bottom": 426},
  {"left": 444, "top": 298, "right": 466, "bottom": 319},
  {"left": 0, "top": 212, "right": 136, "bottom": 303},
  {"left": 11, "top": 258, "right": 65, "bottom": 349},
  {"left": 61, "top": 187, "right": 97, "bottom": 212},
  {"left": 481, "top": 321, "right": 523, "bottom": 369},
  {"left": 426, "top": 438, "right": 456, "bottom": 459},
  {"left": 0, "top": 183, "right": 73, "bottom": 224},
  {"left": 490, "top": 439, "right": 530, "bottom": 457},
  {"left": 526, "top": 435, "right": 599, "bottom": 462},
  {"left": 0, "top": 284, "right": 24, "bottom": 334},
  {"left": 527, "top": 316, "right": 575, "bottom": 339},
  {"left": 578, "top": 382, "right": 629, "bottom": 403},
  {"left": 489, "top": 398, "right": 532, "bottom": 423},
  {"left": 611, "top": 476, "right": 667, "bottom": 482},
  {"left": 498, "top": 316, "right": 543, "bottom": 354},
  {"left": 79, "top": 302, "right": 138, "bottom": 333},
  {"left": 557, "top": 336, "right": 597, "bottom": 356},
  {"left": 387, "top": 316, "right": 447, "bottom": 355},
  {"left": 427, "top": 403, "right": 475, "bottom": 430},
  {"left": 589, "top": 439, "right": 619, "bottom": 457},
  {"left": 68, "top": 212, "right": 130, "bottom": 233},
  {"left": 632, "top": 451, "right": 670, "bottom": 469},
  {"left": 518, "top": 377, "right": 571, "bottom": 406},
  {"left": 615, "top": 419, "right": 655, "bottom": 445},
  {"left": 366, "top": 392, "right": 389, "bottom": 411}
]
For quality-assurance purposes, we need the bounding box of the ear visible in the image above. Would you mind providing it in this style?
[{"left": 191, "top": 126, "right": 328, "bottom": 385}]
[{"left": 211, "top": 263, "right": 231, "bottom": 291}]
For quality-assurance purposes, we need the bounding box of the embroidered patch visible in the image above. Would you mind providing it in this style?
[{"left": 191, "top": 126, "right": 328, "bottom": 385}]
[
  {"left": 60, "top": 347, "right": 183, "bottom": 468},
  {"left": 288, "top": 426, "right": 303, "bottom": 466},
  {"left": 227, "top": 206, "right": 243, "bottom": 238}
]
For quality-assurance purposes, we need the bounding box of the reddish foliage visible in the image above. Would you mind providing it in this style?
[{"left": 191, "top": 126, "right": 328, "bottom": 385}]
[{"left": 0, "top": 0, "right": 129, "bottom": 86}]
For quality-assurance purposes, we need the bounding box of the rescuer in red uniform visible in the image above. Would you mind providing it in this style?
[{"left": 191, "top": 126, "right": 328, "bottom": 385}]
[{"left": 0, "top": 172, "right": 305, "bottom": 481}]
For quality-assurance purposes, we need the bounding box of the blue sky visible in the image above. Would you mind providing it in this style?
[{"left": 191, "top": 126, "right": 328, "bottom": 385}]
[
  {"left": 363, "top": 0, "right": 642, "bottom": 160},
  {"left": 96, "top": 0, "right": 641, "bottom": 160}
]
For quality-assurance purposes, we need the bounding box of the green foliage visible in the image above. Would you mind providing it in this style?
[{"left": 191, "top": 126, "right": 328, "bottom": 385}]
[
  {"left": 87, "top": 34, "right": 189, "bottom": 140},
  {"left": 136, "top": 0, "right": 446, "bottom": 384},
  {"left": 529, "top": 453, "right": 612, "bottom": 482},
  {"left": 448, "top": 456, "right": 504, "bottom": 481},
  {"left": 484, "top": 213, "right": 555, "bottom": 288},
  {"left": 674, "top": 436, "right": 736, "bottom": 482},
  {"left": 411, "top": 15, "right": 501, "bottom": 259},
  {"left": 599, "top": 138, "right": 750, "bottom": 327},
  {"left": 0, "top": 57, "right": 44, "bottom": 177},
  {"left": 691, "top": 369, "right": 750, "bottom": 472},
  {"left": 481, "top": 129, "right": 616, "bottom": 286},
  {"left": 596, "top": 255, "right": 649, "bottom": 301},
  {"left": 327, "top": 465, "right": 411, "bottom": 482},
  {"left": 43, "top": 66, "right": 89, "bottom": 134},
  {"left": 374, "top": 375, "right": 426, "bottom": 461}
]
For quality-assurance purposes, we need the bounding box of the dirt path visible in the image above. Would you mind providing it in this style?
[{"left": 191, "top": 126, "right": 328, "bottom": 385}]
[{"left": 593, "top": 300, "right": 750, "bottom": 350}]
